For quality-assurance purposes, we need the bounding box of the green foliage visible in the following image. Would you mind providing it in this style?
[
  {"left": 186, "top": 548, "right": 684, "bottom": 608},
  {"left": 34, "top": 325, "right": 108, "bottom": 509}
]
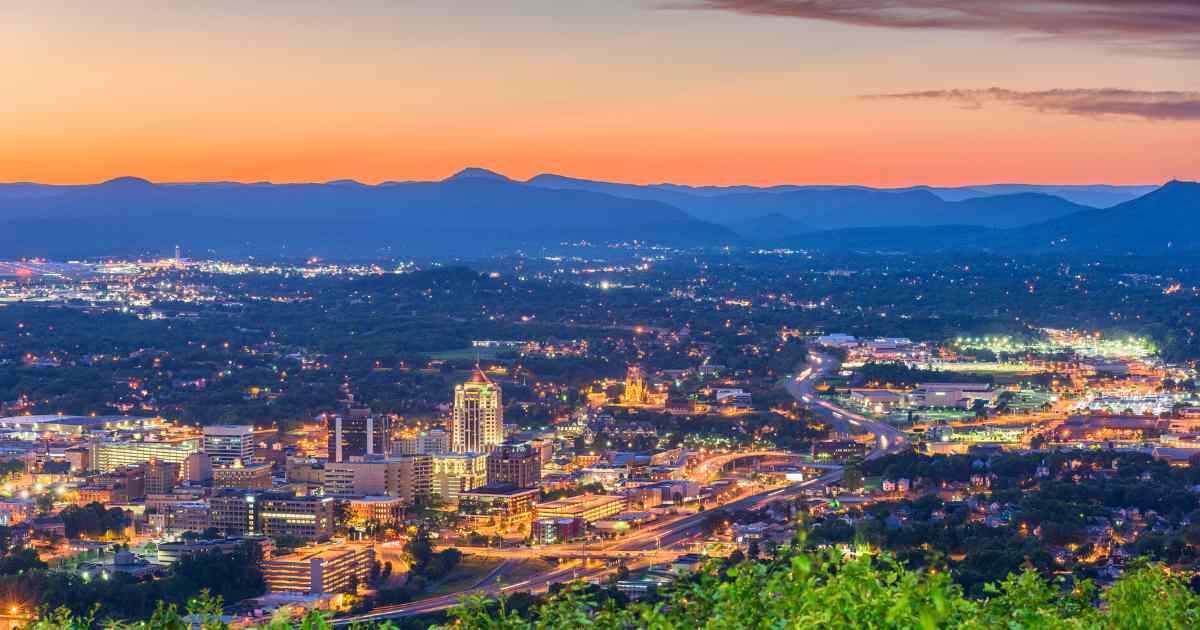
[
  {"left": 58, "top": 503, "right": 130, "bottom": 539},
  {"left": 441, "top": 546, "right": 1200, "bottom": 629},
  {"left": 0, "top": 544, "right": 263, "bottom": 622}
]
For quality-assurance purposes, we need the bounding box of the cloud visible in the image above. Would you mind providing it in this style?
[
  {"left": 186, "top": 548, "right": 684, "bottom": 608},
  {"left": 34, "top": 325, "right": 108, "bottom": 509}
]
[
  {"left": 861, "top": 88, "right": 1200, "bottom": 121},
  {"left": 671, "top": 1, "right": 1200, "bottom": 56}
]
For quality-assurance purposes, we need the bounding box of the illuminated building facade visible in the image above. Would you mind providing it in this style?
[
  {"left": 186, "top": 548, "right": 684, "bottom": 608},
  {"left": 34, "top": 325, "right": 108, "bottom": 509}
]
[
  {"left": 451, "top": 369, "right": 504, "bottom": 454},
  {"left": 90, "top": 439, "right": 199, "bottom": 473},
  {"left": 534, "top": 494, "right": 626, "bottom": 524},
  {"left": 430, "top": 453, "right": 488, "bottom": 500},
  {"left": 203, "top": 425, "right": 255, "bottom": 466},
  {"left": 622, "top": 365, "right": 648, "bottom": 404},
  {"left": 263, "top": 544, "right": 375, "bottom": 595}
]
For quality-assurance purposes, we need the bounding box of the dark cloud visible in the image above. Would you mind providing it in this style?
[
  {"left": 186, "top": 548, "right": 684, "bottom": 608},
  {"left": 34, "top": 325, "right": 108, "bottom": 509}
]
[
  {"left": 671, "top": 1, "right": 1200, "bottom": 55},
  {"left": 862, "top": 88, "right": 1200, "bottom": 121}
]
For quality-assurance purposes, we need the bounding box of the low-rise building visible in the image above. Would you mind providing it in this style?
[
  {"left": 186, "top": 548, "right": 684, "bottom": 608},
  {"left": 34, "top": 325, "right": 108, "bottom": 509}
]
[
  {"left": 347, "top": 496, "right": 406, "bottom": 529},
  {"left": 456, "top": 484, "right": 539, "bottom": 533},
  {"left": 156, "top": 536, "right": 274, "bottom": 564},
  {"left": 263, "top": 544, "right": 375, "bottom": 595},
  {"left": 531, "top": 517, "right": 584, "bottom": 545},
  {"left": 213, "top": 462, "right": 274, "bottom": 490},
  {"left": 534, "top": 494, "right": 626, "bottom": 524},
  {"left": 430, "top": 453, "right": 488, "bottom": 500}
]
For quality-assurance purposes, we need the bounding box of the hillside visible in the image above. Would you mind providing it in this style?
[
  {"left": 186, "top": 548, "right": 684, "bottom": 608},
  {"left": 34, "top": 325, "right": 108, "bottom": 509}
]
[
  {"left": 527, "top": 174, "right": 1093, "bottom": 230},
  {"left": 1002, "top": 180, "right": 1200, "bottom": 251},
  {"left": 0, "top": 173, "right": 735, "bottom": 258}
]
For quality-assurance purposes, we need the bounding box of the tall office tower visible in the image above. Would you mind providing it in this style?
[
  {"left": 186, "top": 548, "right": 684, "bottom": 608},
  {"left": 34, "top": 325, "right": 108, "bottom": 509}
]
[
  {"left": 203, "top": 425, "right": 255, "bottom": 466},
  {"left": 327, "top": 406, "right": 390, "bottom": 463},
  {"left": 451, "top": 368, "right": 504, "bottom": 454},
  {"left": 622, "top": 364, "right": 648, "bottom": 404}
]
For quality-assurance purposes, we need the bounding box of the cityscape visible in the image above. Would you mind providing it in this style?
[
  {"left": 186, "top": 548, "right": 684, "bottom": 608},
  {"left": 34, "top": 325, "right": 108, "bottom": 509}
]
[
  {"left": 1, "top": 250, "right": 1200, "bottom": 628},
  {"left": 4, "top": 1, "right": 1200, "bottom": 629}
]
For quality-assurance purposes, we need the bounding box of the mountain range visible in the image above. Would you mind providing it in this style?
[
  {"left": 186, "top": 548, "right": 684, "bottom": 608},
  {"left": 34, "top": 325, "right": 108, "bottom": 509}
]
[{"left": 0, "top": 168, "right": 1191, "bottom": 257}]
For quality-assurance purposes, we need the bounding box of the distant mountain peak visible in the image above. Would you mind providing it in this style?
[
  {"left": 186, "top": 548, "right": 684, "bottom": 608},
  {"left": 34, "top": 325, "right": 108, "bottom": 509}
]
[
  {"left": 444, "top": 167, "right": 512, "bottom": 183},
  {"left": 326, "top": 179, "right": 369, "bottom": 188},
  {"left": 1160, "top": 179, "right": 1198, "bottom": 191},
  {"left": 99, "top": 176, "right": 154, "bottom": 188}
]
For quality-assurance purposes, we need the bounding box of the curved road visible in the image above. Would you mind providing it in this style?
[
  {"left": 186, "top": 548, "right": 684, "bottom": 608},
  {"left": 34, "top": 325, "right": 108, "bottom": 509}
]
[{"left": 787, "top": 352, "right": 909, "bottom": 460}]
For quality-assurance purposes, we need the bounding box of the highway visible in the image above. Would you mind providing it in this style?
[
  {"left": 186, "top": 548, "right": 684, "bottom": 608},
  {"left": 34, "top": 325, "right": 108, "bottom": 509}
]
[
  {"left": 786, "top": 352, "right": 909, "bottom": 460},
  {"left": 336, "top": 469, "right": 845, "bottom": 625},
  {"left": 337, "top": 351, "right": 899, "bottom": 624}
]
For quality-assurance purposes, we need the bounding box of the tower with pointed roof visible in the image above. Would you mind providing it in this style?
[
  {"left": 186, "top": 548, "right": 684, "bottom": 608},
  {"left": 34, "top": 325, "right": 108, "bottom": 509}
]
[{"left": 451, "top": 366, "right": 504, "bottom": 453}]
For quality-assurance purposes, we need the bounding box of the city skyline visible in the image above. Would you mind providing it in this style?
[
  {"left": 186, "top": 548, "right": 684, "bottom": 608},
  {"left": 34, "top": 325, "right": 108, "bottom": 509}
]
[{"left": 3, "top": 2, "right": 1197, "bottom": 187}]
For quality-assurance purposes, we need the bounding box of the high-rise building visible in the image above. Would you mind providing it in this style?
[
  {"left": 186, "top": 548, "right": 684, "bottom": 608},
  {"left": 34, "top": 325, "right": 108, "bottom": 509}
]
[
  {"left": 451, "top": 369, "right": 504, "bottom": 454},
  {"left": 203, "top": 425, "right": 255, "bottom": 467},
  {"left": 487, "top": 442, "right": 541, "bottom": 489},
  {"left": 327, "top": 407, "right": 390, "bottom": 463}
]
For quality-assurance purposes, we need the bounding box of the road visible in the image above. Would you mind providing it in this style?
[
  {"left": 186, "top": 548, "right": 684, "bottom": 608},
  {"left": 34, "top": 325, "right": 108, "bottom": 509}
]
[
  {"left": 336, "top": 470, "right": 845, "bottom": 625},
  {"left": 786, "top": 352, "right": 909, "bottom": 460},
  {"left": 338, "top": 351, "right": 899, "bottom": 624}
]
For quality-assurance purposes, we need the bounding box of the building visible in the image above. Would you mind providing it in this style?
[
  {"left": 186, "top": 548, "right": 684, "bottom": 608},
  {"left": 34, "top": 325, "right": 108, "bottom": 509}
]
[
  {"left": 393, "top": 429, "right": 449, "bottom": 456},
  {"left": 531, "top": 517, "right": 584, "bottom": 545},
  {"left": 909, "top": 383, "right": 996, "bottom": 409},
  {"left": 327, "top": 407, "right": 390, "bottom": 463},
  {"left": 79, "top": 465, "right": 146, "bottom": 504},
  {"left": 451, "top": 369, "right": 504, "bottom": 454},
  {"left": 209, "top": 491, "right": 335, "bottom": 541},
  {"left": 0, "top": 414, "right": 150, "bottom": 438},
  {"left": 347, "top": 496, "right": 405, "bottom": 529},
  {"left": 144, "top": 460, "right": 181, "bottom": 495},
  {"left": 811, "top": 440, "right": 869, "bottom": 461},
  {"left": 285, "top": 457, "right": 324, "bottom": 491},
  {"left": 430, "top": 453, "right": 488, "bottom": 500},
  {"left": 849, "top": 389, "right": 905, "bottom": 413},
  {"left": 456, "top": 484, "right": 539, "bottom": 533},
  {"left": 622, "top": 365, "right": 648, "bottom": 405},
  {"left": 64, "top": 446, "right": 89, "bottom": 472},
  {"left": 389, "top": 455, "right": 431, "bottom": 502},
  {"left": 256, "top": 494, "right": 336, "bottom": 541},
  {"left": 154, "top": 501, "right": 211, "bottom": 536},
  {"left": 184, "top": 452, "right": 213, "bottom": 483},
  {"left": 156, "top": 536, "right": 274, "bottom": 564},
  {"left": 203, "top": 425, "right": 255, "bottom": 466},
  {"left": 89, "top": 439, "right": 199, "bottom": 473},
  {"left": 323, "top": 460, "right": 388, "bottom": 497},
  {"left": 815, "top": 334, "right": 858, "bottom": 348},
  {"left": 0, "top": 499, "right": 34, "bottom": 526},
  {"left": 487, "top": 442, "right": 541, "bottom": 489},
  {"left": 534, "top": 494, "right": 626, "bottom": 524},
  {"left": 262, "top": 544, "right": 375, "bottom": 595},
  {"left": 320, "top": 457, "right": 425, "bottom": 502},
  {"left": 213, "top": 461, "right": 274, "bottom": 490}
]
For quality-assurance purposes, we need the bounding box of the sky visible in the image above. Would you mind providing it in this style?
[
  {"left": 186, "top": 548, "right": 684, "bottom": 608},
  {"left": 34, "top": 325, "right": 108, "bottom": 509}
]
[{"left": 2, "top": 1, "right": 1198, "bottom": 186}]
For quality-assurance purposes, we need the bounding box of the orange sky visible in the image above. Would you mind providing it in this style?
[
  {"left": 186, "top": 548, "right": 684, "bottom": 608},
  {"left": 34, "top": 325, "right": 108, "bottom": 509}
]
[{"left": 1, "top": 2, "right": 1197, "bottom": 186}]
